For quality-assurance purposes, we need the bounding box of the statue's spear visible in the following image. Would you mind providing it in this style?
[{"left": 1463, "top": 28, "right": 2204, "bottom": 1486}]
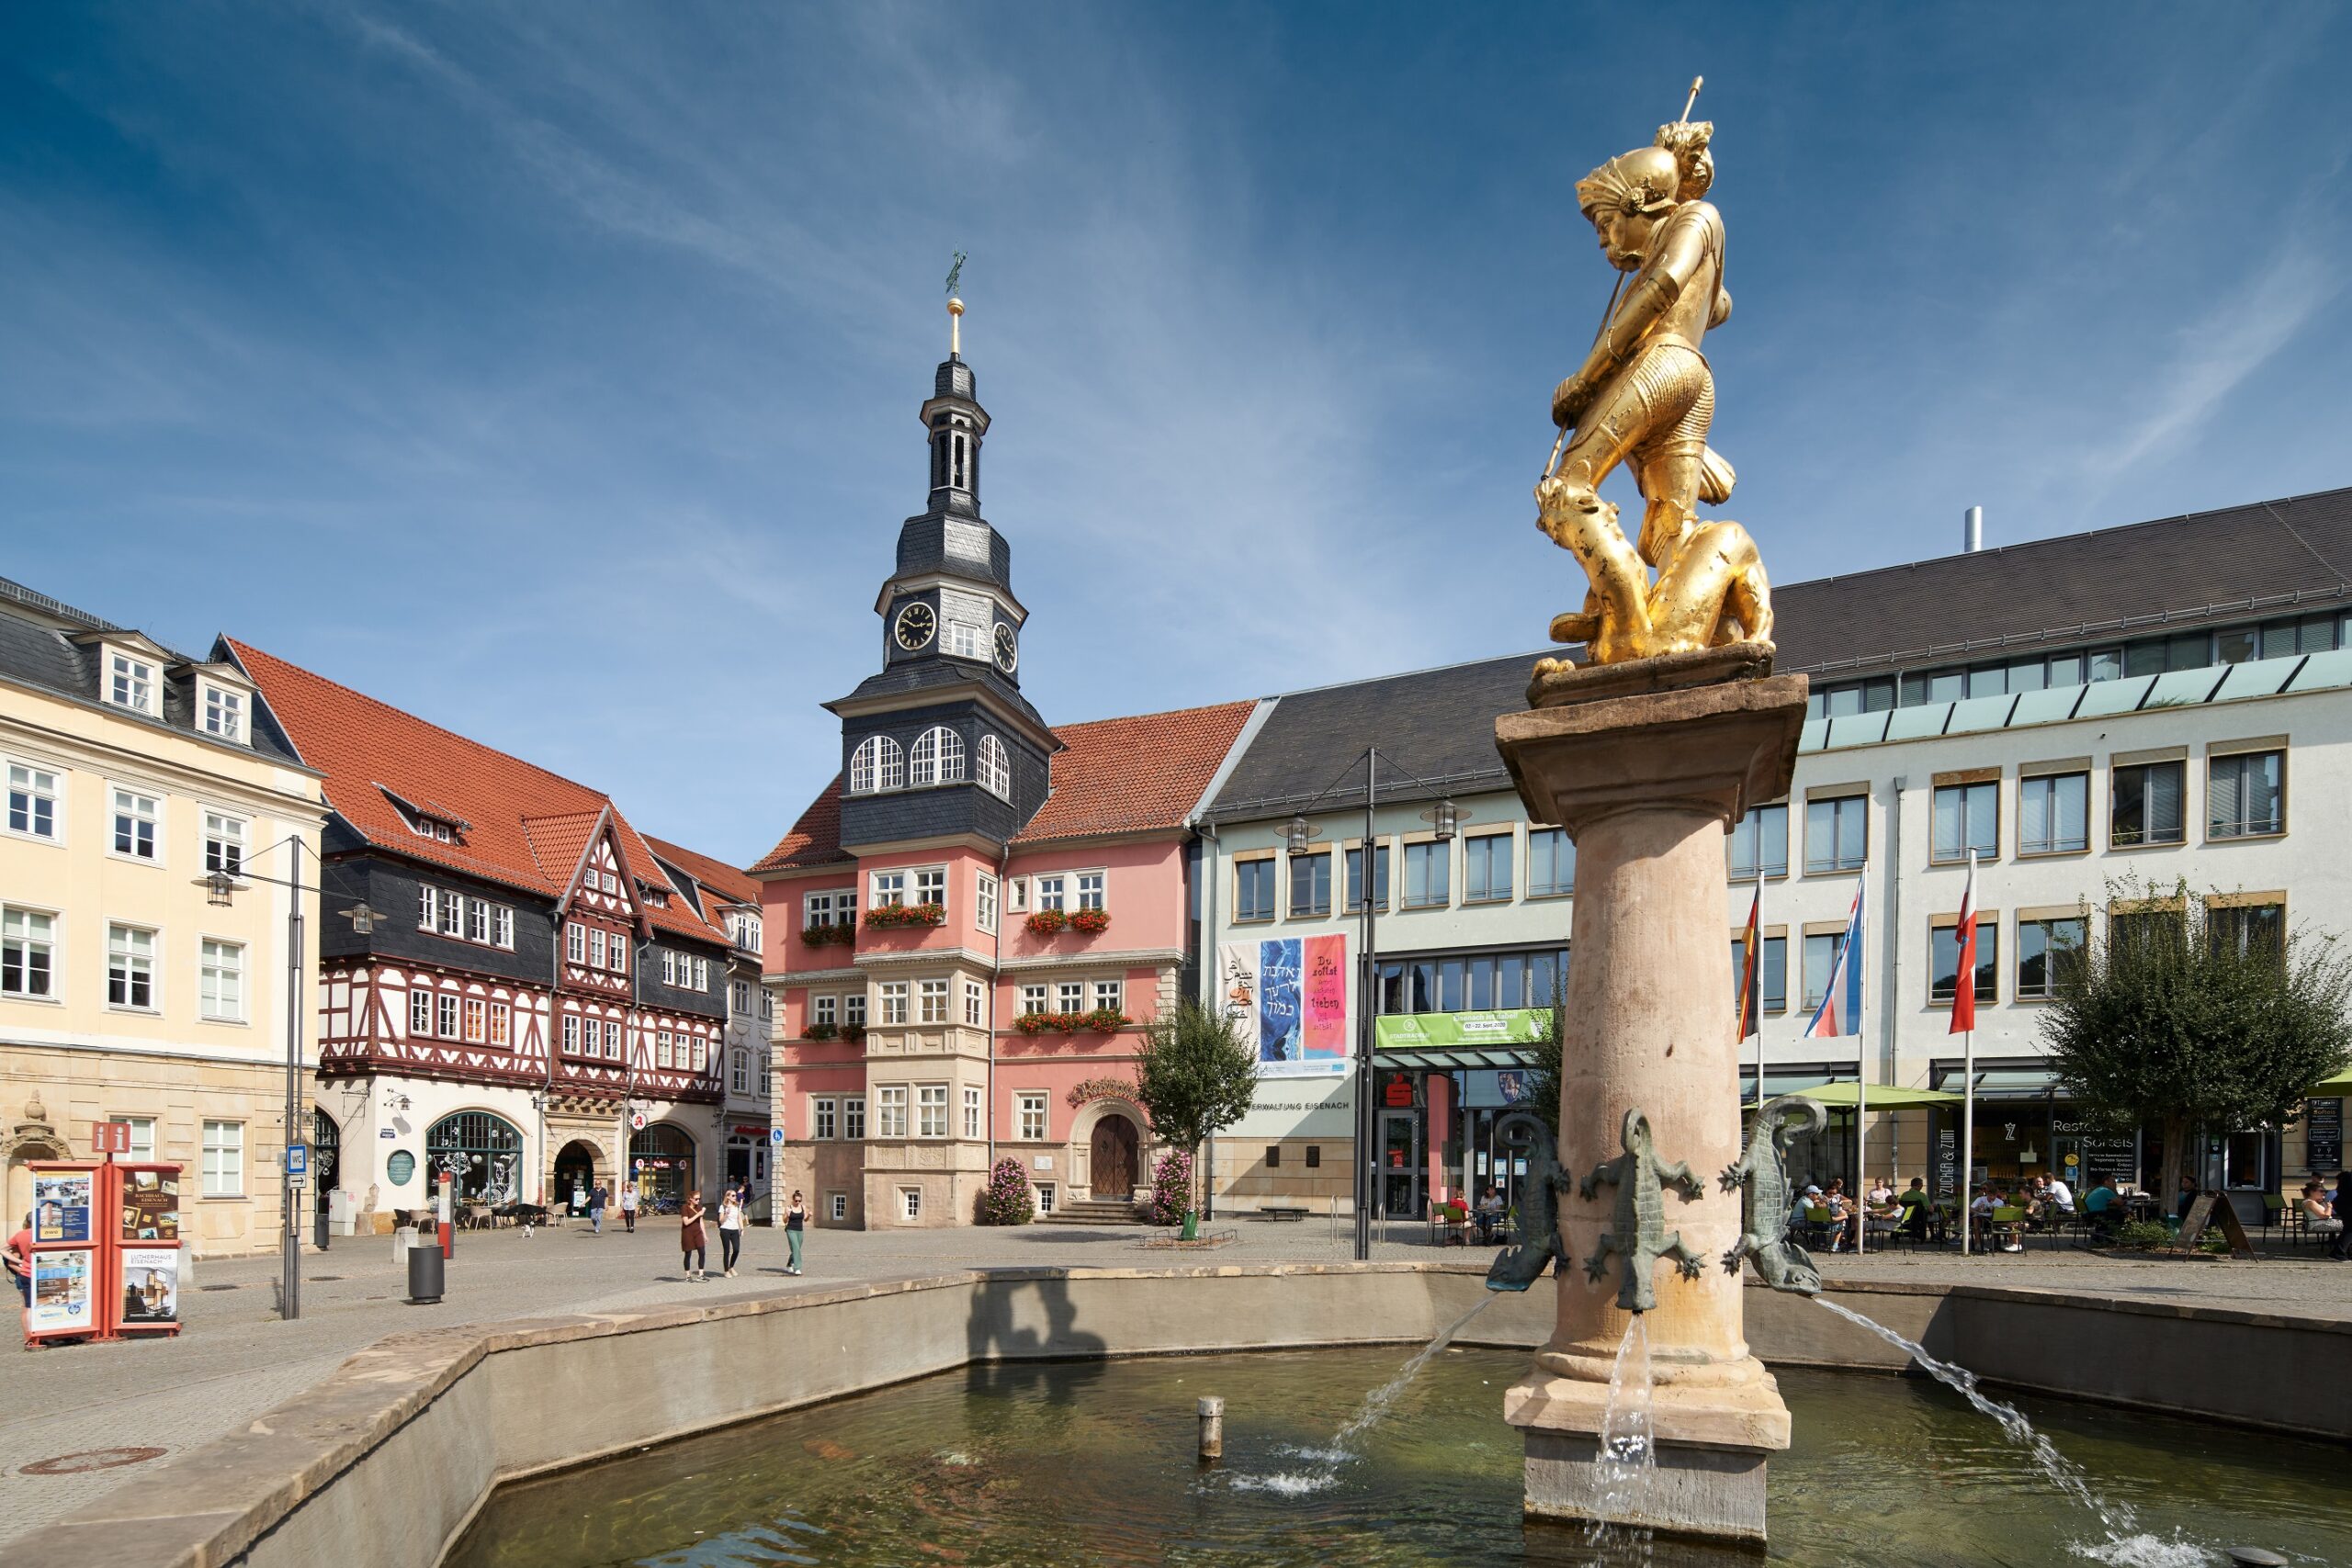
[{"left": 1541, "top": 75, "right": 1704, "bottom": 481}]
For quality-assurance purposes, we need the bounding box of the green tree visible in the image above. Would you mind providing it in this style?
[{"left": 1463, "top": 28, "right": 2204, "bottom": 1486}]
[
  {"left": 1523, "top": 970, "right": 1566, "bottom": 1137},
  {"left": 1133, "top": 998, "right": 1260, "bottom": 1218},
  {"left": 2039, "top": 878, "right": 2352, "bottom": 1201}
]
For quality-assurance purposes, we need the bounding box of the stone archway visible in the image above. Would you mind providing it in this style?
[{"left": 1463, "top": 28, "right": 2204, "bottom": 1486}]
[
  {"left": 3, "top": 1094, "right": 71, "bottom": 1230},
  {"left": 1069, "top": 1100, "right": 1149, "bottom": 1202}
]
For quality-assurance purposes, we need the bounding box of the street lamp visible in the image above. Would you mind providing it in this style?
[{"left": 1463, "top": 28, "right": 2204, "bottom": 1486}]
[{"left": 196, "top": 842, "right": 380, "bottom": 1322}]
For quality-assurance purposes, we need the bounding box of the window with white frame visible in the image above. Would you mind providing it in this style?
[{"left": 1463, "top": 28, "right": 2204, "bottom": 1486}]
[
  {"left": 899, "top": 1187, "right": 922, "bottom": 1221},
  {"left": 964, "top": 1085, "right": 982, "bottom": 1138},
  {"left": 589, "top": 929, "right": 607, "bottom": 969},
  {"left": 978, "top": 734, "right": 1012, "bottom": 800},
  {"left": 965, "top": 977, "right": 985, "bottom": 1025},
  {"left": 611, "top": 940, "right": 628, "bottom": 977},
  {"left": 729, "top": 912, "right": 762, "bottom": 952},
  {"left": 414, "top": 987, "right": 436, "bottom": 1037},
  {"left": 976, "top": 874, "right": 998, "bottom": 934},
  {"left": 200, "top": 682, "right": 244, "bottom": 741},
  {"left": 198, "top": 939, "right": 244, "bottom": 1021},
  {"left": 843, "top": 1095, "right": 865, "bottom": 1139},
  {"left": 879, "top": 980, "right": 909, "bottom": 1025},
  {"left": 1035, "top": 1183, "right": 1056, "bottom": 1214},
  {"left": 849, "top": 735, "right": 904, "bottom": 794},
  {"left": 107, "top": 652, "right": 157, "bottom": 715},
  {"left": 813, "top": 993, "right": 838, "bottom": 1027},
  {"left": 437, "top": 891, "right": 462, "bottom": 937},
  {"left": 691, "top": 1035, "right": 707, "bottom": 1072},
  {"left": 845, "top": 993, "right": 867, "bottom": 1028},
  {"left": 918, "top": 977, "right": 949, "bottom": 1023},
  {"left": 489, "top": 1001, "right": 509, "bottom": 1045},
  {"left": 910, "top": 727, "right": 967, "bottom": 787},
  {"left": 1077, "top": 872, "right": 1105, "bottom": 911},
  {"left": 419, "top": 886, "right": 435, "bottom": 930},
  {"left": 1021, "top": 982, "right": 1048, "bottom": 1013},
  {"left": 806, "top": 890, "right": 854, "bottom": 931},
  {"left": 200, "top": 1119, "right": 243, "bottom": 1197},
  {"left": 876, "top": 1085, "right": 908, "bottom": 1138},
  {"left": 662, "top": 950, "right": 677, "bottom": 985},
  {"left": 1035, "top": 874, "right": 1066, "bottom": 912},
  {"left": 7, "top": 762, "right": 60, "bottom": 841},
  {"left": 761, "top": 990, "right": 774, "bottom": 1021},
  {"left": 730, "top": 1049, "right": 749, "bottom": 1093},
  {"left": 464, "top": 897, "right": 489, "bottom": 943},
  {"left": 116, "top": 1116, "right": 155, "bottom": 1160},
  {"left": 2, "top": 907, "right": 57, "bottom": 998},
  {"left": 1007, "top": 876, "right": 1029, "bottom": 913},
  {"left": 1018, "top": 1092, "right": 1048, "bottom": 1142},
  {"left": 691, "top": 955, "right": 707, "bottom": 989},
  {"left": 658, "top": 1028, "right": 674, "bottom": 1067},
  {"left": 561, "top": 1013, "right": 581, "bottom": 1054},
  {"left": 494, "top": 907, "right": 513, "bottom": 948},
  {"left": 830, "top": 1192, "right": 849, "bottom": 1220},
  {"left": 917, "top": 1083, "right": 949, "bottom": 1138},
  {"left": 872, "top": 870, "right": 907, "bottom": 908},
  {"left": 605, "top": 1020, "right": 621, "bottom": 1059},
  {"left": 112, "top": 787, "right": 159, "bottom": 861},
  {"left": 945, "top": 620, "right": 983, "bottom": 659},
  {"left": 812, "top": 1097, "right": 837, "bottom": 1140},
  {"left": 914, "top": 867, "right": 946, "bottom": 907},
  {"left": 463, "top": 997, "right": 485, "bottom": 1043},
  {"left": 1057, "top": 979, "right": 1084, "bottom": 1012},
  {"left": 437, "top": 992, "right": 460, "bottom": 1038},
  {"left": 107, "top": 923, "right": 155, "bottom": 1010},
  {"left": 1092, "top": 978, "right": 1122, "bottom": 1013}
]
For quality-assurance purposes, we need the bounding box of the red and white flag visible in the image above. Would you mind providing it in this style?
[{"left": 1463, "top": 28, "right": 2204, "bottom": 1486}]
[{"left": 1950, "top": 853, "right": 1979, "bottom": 1034}]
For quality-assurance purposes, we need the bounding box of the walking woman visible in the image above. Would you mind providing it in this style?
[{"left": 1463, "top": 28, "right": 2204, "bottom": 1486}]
[
  {"left": 717, "top": 1185, "right": 744, "bottom": 1278},
  {"left": 784, "top": 1189, "right": 808, "bottom": 1276},
  {"left": 680, "top": 1190, "right": 708, "bottom": 1282}
]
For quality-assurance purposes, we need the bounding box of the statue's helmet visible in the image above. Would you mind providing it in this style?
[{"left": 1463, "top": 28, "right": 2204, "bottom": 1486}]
[{"left": 1577, "top": 144, "right": 1680, "bottom": 220}]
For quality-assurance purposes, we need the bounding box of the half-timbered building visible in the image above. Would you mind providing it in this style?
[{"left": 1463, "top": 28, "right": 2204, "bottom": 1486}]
[{"left": 222, "top": 638, "right": 735, "bottom": 1231}]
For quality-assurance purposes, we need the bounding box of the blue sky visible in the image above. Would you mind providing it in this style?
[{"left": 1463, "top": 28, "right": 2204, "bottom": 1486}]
[{"left": 6, "top": 5, "right": 2349, "bottom": 863}]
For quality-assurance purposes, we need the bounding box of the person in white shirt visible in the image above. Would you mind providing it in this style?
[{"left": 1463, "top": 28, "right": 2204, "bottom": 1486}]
[
  {"left": 2044, "top": 1175, "right": 2075, "bottom": 1213},
  {"left": 619, "top": 1182, "right": 639, "bottom": 1235},
  {"left": 717, "top": 1186, "right": 745, "bottom": 1278}
]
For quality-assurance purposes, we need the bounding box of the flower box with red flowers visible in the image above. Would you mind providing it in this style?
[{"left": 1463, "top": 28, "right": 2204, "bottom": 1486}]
[
  {"left": 1067, "top": 908, "right": 1112, "bottom": 936},
  {"left": 841, "top": 1022, "right": 867, "bottom": 1044},
  {"left": 864, "top": 902, "right": 945, "bottom": 930},
  {"left": 804, "top": 1021, "right": 840, "bottom": 1042},
  {"left": 801, "top": 921, "right": 858, "bottom": 948},
  {"left": 1082, "top": 1006, "right": 1131, "bottom": 1033},
  {"left": 1023, "top": 908, "right": 1069, "bottom": 938}
]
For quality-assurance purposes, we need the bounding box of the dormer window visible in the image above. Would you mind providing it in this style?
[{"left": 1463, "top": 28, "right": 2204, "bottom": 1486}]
[
  {"left": 412, "top": 816, "right": 456, "bottom": 843},
  {"left": 107, "top": 651, "right": 157, "bottom": 716},
  {"left": 200, "top": 682, "right": 245, "bottom": 742}
]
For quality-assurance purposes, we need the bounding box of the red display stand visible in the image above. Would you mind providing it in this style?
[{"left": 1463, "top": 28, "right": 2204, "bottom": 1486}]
[{"left": 20, "top": 1159, "right": 184, "bottom": 1347}]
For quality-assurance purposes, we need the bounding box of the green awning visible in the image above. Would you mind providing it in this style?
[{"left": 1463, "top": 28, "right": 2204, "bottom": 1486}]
[
  {"left": 1373, "top": 1010, "right": 1549, "bottom": 1072},
  {"left": 2306, "top": 1071, "right": 2352, "bottom": 1096},
  {"left": 1795, "top": 1083, "right": 1962, "bottom": 1110}
]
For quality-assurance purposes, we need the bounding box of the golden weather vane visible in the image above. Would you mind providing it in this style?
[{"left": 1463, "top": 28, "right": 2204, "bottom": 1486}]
[
  {"left": 944, "top": 251, "right": 967, "bottom": 355},
  {"left": 1530, "top": 73, "right": 1775, "bottom": 671}
]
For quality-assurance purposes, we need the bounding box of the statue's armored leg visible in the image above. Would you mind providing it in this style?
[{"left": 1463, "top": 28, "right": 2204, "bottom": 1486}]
[{"left": 1632, "top": 454, "right": 1703, "bottom": 570}]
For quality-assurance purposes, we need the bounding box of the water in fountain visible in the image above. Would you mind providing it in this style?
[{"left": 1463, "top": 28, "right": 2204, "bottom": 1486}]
[
  {"left": 1230, "top": 1293, "right": 1497, "bottom": 1495},
  {"left": 1583, "top": 1312, "right": 1657, "bottom": 1558}
]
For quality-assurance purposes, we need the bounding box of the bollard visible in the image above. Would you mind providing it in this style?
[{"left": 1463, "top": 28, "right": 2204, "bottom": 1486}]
[{"left": 1197, "top": 1395, "right": 1224, "bottom": 1462}]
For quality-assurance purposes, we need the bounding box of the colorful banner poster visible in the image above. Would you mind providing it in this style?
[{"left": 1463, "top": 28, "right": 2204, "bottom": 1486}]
[
  {"left": 28, "top": 1248, "right": 95, "bottom": 1335},
  {"left": 1258, "top": 938, "right": 1303, "bottom": 1062},
  {"left": 120, "top": 1170, "right": 181, "bottom": 1243},
  {"left": 32, "top": 1171, "right": 92, "bottom": 1244},
  {"left": 1374, "top": 1009, "right": 1553, "bottom": 1052},
  {"left": 1216, "top": 942, "right": 1261, "bottom": 1056},
  {"left": 119, "top": 1248, "right": 180, "bottom": 1327},
  {"left": 1302, "top": 933, "right": 1348, "bottom": 1059}
]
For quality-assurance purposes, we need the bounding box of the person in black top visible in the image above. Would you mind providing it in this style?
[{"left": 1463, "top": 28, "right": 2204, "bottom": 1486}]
[
  {"left": 784, "top": 1189, "right": 808, "bottom": 1275},
  {"left": 2331, "top": 1170, "right": 2351, "bottom": 1260}
]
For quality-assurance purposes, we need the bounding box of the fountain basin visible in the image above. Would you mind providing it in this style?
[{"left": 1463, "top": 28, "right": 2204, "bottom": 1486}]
[{"left": 15, "top": 1264, "right": 2350, "bottom": 1568}]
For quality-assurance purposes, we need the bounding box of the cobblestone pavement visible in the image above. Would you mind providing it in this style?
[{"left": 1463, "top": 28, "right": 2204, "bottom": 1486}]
[{"left": 5, "top": 1215, "right": 2343, "bottom": 1547}]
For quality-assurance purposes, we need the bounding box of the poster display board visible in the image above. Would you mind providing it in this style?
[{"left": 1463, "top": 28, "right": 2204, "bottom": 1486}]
[
  {"left": 1217, "top": 936, "right": 1350, "bottom": 1078},
  {"left": 2304, "top": 1099, "right": 2343, "bottom": 1174},
  {"left": 21, "top": 1161, "right": 184, "bottom": 1345}
]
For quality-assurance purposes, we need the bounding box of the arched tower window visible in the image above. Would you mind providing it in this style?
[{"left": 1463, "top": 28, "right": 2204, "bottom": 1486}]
[
  {"left": 978, "top": 734, "right": 1012, "bottom": 800},
  {"left": 910, "top": 726, "right": 967, "bottom": 787},
  {"left": 850, "top": 735, "right": 903, "bottom": 795}
]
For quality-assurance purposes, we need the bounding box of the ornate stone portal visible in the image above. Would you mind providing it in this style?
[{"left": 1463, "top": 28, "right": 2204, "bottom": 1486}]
[{"left": 1492, "top": 87, "right": 1808, "bottom": 1547}]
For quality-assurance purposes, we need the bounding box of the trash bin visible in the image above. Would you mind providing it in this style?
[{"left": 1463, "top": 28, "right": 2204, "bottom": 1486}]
[
  {"left": 314, "top": 1207, "right": 331, "bottom": 1252},
  {"left": 406, "top": 1232, "right": 445, "bottom": 1303}
]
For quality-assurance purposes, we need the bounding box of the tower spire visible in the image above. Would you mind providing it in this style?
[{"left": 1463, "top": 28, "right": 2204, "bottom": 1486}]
[{"left": 944, "top": 249, "right": 967, "bottom": 358}]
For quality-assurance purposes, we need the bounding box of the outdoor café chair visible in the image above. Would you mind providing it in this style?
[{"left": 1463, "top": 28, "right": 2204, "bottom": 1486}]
[{"left": 1985, "top": 1204, "right": 2027, "bottom": 1251}]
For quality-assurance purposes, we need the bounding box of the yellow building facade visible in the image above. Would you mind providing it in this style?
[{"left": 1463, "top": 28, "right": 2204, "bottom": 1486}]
[{"left": 0, "top": 583, "right": 323, "bottom": 1258}]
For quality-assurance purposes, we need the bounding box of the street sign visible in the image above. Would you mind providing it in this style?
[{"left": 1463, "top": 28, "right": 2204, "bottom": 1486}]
[
  {"left": 629, "top": 1111, "right": 647, "bottom": 1131},
  {"left": 285, "top": 1144, "right": 309, "bottom": 1179},
  {"left": 769, "top": 1127, "right": 785, "bottom": 1145},
  {"left": 92, "top": 1122, "right": 133, "bottom": 1155}
]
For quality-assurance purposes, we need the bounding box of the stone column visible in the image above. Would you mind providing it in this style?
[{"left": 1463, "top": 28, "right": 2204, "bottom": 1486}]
[{"left": 1493, "top": 645, "right": 1806, "bottom": 1549}]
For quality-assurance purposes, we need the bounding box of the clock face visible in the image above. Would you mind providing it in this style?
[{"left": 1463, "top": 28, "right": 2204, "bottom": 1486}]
[
  {"left": 893, "top": 602, "right": 936, "bottom": 651},
  {"left": 992, "top": 622, "right": 1019, "bottom": 673}
]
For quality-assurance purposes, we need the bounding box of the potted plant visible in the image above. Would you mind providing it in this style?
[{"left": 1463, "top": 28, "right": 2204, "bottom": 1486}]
[
  {"left": 1013, "top": 1012, "right": 1050, "bottom": 1035},
  {"left": 1083, "top": 1006, "right": 1131, "bottom": 1033},
  {"left": 802, "top": 921, "right": 855, "bottom": 947},
  {"left": 804, "top": 1021, "right": 839, "bottom": 1042},
  {"left": 1024, "top": 908, "right": 1069, "bottom": 937},
  {"left": 1068, "top": 908, "right": 1112, "bottom": 936},
  {"left": 841, "top": 1021, "right": 867, "bottom": 1044}
]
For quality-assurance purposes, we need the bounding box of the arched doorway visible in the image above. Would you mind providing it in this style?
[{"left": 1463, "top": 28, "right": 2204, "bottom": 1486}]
[
  {"left": 425, "top": 1111, "right": 523, "bottom": 1203},
  {"left": 311, "top": 1109, "right": 341, "bottom": 1219},
  {"left": 629, "top": 1122, "right": 696, "bottom": 1211},
  {"left": 1090, "top": 1114, "right": 1139, "bottom": 1201},
  {"left": 553, "top": 1140, "right": 601, "bottom": 1215}
]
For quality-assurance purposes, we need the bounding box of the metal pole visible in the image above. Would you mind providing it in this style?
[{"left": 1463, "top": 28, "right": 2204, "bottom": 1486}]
[
  {"left": 1750, "top": 871, "right": 1764, "bottom": 1110},
  {"left": 1856, "top": 852, "right": 1870, "bottom": 1258},
  {"left": 1959, "top": 846, "right": 1977, "bottom": 1257},
  {"left": 282, "top": 837, "right": 305, "bottom": 1321},
  {"left": 1354, "top": 749, "right": 1377, "bottom": 1261}
]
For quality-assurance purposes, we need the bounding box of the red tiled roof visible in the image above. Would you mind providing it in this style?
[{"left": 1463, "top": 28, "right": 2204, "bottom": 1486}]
[
  {"left": 751, "top": 776, "right": 848, "bottom": 875},
  {"left": 1015, "top": 700, "right": 1255, "bottom": 844},
  {"left": 225, "top": 638, "right": 720, "bottom": 944},
  {"left": 751, "top": 700, "right": 1254, "bottom": 871},
  {"left": 642, "top": 835, "right": 761, "bottom": 908}
]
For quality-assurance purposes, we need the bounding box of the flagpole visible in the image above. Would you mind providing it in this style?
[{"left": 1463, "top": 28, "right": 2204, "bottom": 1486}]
[
  {"left": 1752, "top": 871, "right": 1765, "bottom": 1111},
  {"left": 1960, "top": 849, "right": 1977, "bottom": 1258},
  {"left": 1856, "top": 861, "right": 1869, "bottom": 1257}
]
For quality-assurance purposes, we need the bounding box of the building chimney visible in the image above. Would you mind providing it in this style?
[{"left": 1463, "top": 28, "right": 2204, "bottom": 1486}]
[{"left": 1964, "top": 505, "right": 1984, "bottom": 553}]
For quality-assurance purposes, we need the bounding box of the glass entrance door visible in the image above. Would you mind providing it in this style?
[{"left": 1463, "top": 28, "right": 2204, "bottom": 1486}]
[{"left": 1379, "top": 1110, "right": 1421, "bottom": 1219}]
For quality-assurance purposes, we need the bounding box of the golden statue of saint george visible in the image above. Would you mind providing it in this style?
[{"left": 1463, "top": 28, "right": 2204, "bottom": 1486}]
[{"left": 1533, "top": 95, "right": 1773, "bottom": 671}]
